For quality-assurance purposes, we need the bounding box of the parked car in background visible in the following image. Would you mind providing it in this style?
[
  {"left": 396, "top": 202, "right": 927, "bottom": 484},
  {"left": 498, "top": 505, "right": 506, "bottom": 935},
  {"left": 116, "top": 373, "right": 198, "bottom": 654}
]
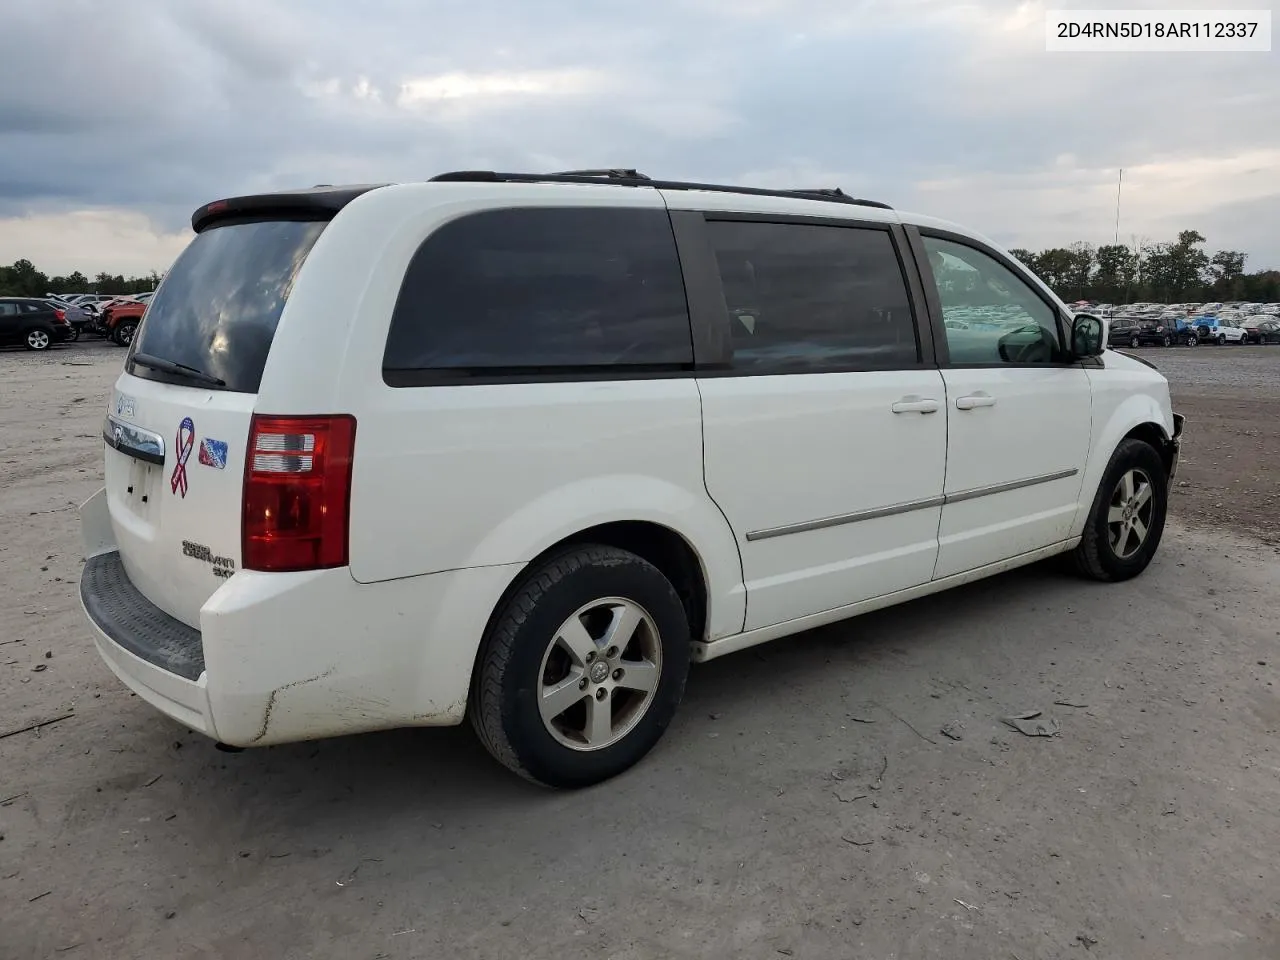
[
  {"left": 0, "top": 297, "right": 74, "bottom": 350},
  {"left": 1108, "top": 317, "right": 1197, "bottom": 348},
  {"left": 100, "top": 299, "right": 146, "bottom": 346},
  {"left": 1190, "top": 316, "right": 1247, "bottom": 345},
  {"left": 1244, "top": 317, "right": 1280, "bottom": 344},
  {"left": 49, "top": 299, "right": 89, "bottom": 340}
]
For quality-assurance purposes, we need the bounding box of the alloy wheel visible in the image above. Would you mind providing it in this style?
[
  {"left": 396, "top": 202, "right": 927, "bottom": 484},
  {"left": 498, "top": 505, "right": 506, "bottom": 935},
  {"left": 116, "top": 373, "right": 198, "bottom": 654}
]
[
  {"left": 27, "top": 330, "right": 50, "bottom": 350},
  {"left": 537, "top": 597, "right": 663, "bottom": 751},
  {"left": 1107, "top": 468, "right": 1154, "bottom": 560}
]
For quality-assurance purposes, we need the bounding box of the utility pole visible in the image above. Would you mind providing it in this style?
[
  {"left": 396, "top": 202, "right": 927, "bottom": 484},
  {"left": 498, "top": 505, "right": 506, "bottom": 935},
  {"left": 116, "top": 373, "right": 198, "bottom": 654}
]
[{"left": 1114, "top": 168, "right": 1123, "bottom": 246}]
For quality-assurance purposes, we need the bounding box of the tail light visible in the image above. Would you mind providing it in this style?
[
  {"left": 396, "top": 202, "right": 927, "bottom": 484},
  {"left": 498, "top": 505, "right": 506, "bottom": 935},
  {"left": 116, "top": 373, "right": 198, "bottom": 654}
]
[
  {"left": 54, "top": 308, "right": 67, "bottom": 323},
  {"left": 242, "top": 415, "right": 356, "bottom": 572}
]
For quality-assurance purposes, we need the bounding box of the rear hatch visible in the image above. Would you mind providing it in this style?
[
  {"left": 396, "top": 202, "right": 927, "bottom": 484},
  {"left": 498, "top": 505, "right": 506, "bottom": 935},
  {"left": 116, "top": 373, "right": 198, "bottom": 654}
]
[{"left": 105, "top": 217, "right": 328, "bottom": 628}]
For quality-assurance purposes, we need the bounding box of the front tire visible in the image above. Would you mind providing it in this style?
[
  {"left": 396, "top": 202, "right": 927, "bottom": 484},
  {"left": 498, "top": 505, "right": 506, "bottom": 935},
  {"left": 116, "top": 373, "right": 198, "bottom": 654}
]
[
  {"left": 470, "top": 545, "right": 691, "bottom": 788},
  {"left": 1129, "top": 336, "right": 1140, "bottom": 349},
  {"left": 1072, "top": 439, "right": 1168, "bottom": 582}
]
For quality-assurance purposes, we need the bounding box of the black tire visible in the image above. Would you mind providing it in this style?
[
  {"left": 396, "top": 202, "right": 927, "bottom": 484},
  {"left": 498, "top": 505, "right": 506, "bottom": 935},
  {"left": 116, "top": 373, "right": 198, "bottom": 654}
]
[
  {"left": 1216, "top": 334, "right": 1226, "bottom": 345},
  {"left": 1129, "top": 336, "right": 1140, "bottom": 348},
  {"left": 1186, "top": 335, "right": 1198, "bottom": 347},
  {"left": 1072, "top": 438, "right": 1168, "bottom": 582},
  {"left": 66, "top": 326, "right": 81, "bottom": 342},
  {"left": 112, "top": 321, "right": 137, "bottom": 347},
  {"left": 25, "top": 327, "right": 52, "bottom": 351},
  {"left": 470, "top": 544, "right": 691, "bottom": 788},
  {"left": 1161, "top": 334, "right": 1171, "bottom": 347}
]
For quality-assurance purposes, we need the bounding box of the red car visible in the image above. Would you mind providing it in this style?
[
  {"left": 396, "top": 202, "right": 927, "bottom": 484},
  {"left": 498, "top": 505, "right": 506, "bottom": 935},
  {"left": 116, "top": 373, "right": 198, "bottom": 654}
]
[{"left": 101, "top": 300, "right": 146, "bottom": 346}]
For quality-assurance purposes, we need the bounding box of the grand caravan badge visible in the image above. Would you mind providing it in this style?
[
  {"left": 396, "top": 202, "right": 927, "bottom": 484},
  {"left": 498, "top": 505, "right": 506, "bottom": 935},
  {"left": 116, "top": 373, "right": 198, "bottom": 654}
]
[{"left": 182, "top": 540, "right": 236, "bottom": 579}]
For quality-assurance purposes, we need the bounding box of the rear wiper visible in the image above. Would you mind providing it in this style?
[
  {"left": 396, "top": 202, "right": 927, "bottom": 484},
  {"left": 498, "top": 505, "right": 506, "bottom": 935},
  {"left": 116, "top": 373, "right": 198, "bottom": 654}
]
[{"left": 131, "top": 352, "right": 227, "bottom": 388}]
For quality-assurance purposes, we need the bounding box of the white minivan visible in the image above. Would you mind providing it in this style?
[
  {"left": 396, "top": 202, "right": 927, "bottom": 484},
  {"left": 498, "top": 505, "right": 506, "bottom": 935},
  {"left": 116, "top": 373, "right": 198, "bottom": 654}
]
[{"left": 80, "top": 170, "right": 1183, "bottom": 787}]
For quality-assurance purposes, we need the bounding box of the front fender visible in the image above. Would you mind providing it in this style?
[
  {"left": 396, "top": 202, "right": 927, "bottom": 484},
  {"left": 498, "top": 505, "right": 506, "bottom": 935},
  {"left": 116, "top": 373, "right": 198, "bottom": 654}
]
[
  {"left": 465, "top": 473, "right": 747, "bottom": 641},
  {"left": 1072, "top": 376, "right": 1175, "bottom": 536}
]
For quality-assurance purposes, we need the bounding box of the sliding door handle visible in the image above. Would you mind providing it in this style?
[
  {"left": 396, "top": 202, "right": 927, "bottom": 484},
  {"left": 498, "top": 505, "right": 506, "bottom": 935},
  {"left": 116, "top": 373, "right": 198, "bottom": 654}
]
[
  {"left": 956, "top": 393, "right": 996, "bottom": 410},
  {"left": 891, "top": 396, "right": 940, "bottom": 414}
]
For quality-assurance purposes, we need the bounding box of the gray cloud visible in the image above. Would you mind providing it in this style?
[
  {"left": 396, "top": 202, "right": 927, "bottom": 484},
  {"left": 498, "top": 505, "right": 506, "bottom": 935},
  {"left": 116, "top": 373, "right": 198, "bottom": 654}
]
[{"left": 2, "top": 0, "right": 1278, "bottom": 271}]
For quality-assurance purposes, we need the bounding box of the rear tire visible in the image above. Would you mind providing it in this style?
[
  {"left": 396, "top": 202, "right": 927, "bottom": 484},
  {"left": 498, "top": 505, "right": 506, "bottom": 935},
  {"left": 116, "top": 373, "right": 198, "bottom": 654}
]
[
  {"left": 1217, "top": 334, "right": 1226, "bottom": 345},
  {"left": 470, "top": 544, "right": 691, "bottom": 788},
  {"left": 66, "top": 326, "right": 81, "bottom": 342},
  {"left": 1161, "top": 334, "right": 1171, "bottom": 347},
  {"left": 1072, "top": 439, "right": 1168, "bottom": 582},
  {"left": 25, "top": 328, "right": 51, "bottom": 351},
  {"left": 1129, "top": 336, "right": 1140, "bottom": 348},
  {"left": 1186, "top": 335, "right": 1198, "bottom": 347}
]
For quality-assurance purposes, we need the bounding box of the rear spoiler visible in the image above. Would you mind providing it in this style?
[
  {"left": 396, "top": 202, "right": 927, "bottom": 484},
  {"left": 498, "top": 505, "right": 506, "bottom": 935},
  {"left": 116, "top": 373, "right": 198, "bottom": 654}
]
[{"left": 191, "top": 184, "right": 387, "bottom": 233}]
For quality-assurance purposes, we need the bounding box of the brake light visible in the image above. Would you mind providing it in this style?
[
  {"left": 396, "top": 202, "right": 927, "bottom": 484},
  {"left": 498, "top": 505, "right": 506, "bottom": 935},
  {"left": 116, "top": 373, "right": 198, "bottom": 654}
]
[
  {"left": 54, "top": 308, "right": 66, "bottom": 323},
  {"left": 242, "top": 415, "right": 356, "bottom": 572}
]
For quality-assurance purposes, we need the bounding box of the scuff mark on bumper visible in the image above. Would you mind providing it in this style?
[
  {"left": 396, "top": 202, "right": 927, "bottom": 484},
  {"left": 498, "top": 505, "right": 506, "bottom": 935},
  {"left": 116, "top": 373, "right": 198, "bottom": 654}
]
[{"left": 249, "top": 668, "right": 336, "bottom": 744}]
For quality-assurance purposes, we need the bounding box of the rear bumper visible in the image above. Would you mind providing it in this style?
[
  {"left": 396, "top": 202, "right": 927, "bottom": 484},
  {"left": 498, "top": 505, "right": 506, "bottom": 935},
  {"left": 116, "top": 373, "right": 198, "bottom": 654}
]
[{"left": 78, "top": 488, "right": 521, "bottom": 747}]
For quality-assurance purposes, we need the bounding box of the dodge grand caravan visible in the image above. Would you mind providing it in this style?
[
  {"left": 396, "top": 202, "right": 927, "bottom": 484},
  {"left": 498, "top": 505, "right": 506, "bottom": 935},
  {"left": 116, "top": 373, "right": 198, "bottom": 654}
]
[{"left": 79, "top": 170, "right": 1184, "bottom": 788}]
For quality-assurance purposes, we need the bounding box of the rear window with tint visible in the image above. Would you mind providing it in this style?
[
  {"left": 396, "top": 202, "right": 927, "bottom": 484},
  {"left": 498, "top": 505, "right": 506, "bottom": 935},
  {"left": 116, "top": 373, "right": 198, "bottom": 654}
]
[
  {"left": 129, "top": 219, "right": 326, "bottom": 393},
  {"left": 383, "top": 207, "right": 693, "bottom": 383}
]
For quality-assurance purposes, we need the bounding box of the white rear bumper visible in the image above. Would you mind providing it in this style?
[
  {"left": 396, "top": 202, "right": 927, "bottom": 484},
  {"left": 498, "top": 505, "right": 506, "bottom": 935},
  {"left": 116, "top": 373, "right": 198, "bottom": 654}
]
[{"left": 78, "top": 487, "right": 523, "bottom": 747}]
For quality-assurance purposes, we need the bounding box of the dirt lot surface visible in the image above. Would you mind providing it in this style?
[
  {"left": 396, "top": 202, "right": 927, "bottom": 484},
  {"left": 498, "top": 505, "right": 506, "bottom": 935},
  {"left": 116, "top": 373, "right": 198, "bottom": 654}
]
[
  {"left": 1138, "top": 346, "right": 1280, "bottom": 545},
  {"left": 2, "top": 340, "right": 1279, "bottom": 960}
]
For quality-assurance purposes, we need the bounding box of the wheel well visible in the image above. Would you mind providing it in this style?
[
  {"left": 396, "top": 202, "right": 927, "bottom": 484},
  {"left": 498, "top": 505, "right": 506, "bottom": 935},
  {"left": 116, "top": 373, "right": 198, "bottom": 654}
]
[
  {"left": 1123, "top": 422, "right": 1175, "bottom": 474},
  {"left": 551, "top": 521, "right": 708, "bottom": 643}
]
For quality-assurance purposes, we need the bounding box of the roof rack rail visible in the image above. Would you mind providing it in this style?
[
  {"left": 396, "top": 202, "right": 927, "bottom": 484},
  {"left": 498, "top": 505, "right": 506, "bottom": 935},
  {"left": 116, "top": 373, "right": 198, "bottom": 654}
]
[
  {"left": 426, "top": 170, "right": 891, "bottom": 210},
  {"left": 551, "top": 169, "right": 651, "bottom": 180}
]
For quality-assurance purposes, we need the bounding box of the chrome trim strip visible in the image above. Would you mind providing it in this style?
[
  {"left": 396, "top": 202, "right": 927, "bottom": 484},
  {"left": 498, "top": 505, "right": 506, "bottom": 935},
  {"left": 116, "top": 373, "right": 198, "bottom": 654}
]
[
  {"left": 744, "top": 468, "right": 1080, "bottom": 541},
  {"left": 745, "top": 495, "right": 946, "bottom": 542},
  {"left": 103, "top": 414, "right": 165, "bottom": 466},
  {"left": 944, "top": 467, "right": 1079, "bottom": 505}
]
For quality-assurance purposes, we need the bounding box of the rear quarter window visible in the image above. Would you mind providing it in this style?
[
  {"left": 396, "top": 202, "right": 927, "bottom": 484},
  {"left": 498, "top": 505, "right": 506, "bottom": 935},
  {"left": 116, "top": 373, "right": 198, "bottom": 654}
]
[
  {"left": 129, "top": 219, "right": 327, "bottom": 392},
  {"left": 382, "top": 207, "right": 693, "bottom": 384}
]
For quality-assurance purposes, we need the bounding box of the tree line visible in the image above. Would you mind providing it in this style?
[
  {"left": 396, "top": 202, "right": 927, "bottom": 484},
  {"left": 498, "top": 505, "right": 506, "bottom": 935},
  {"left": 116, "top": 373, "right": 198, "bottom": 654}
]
[
  {"left": 0, "top": 258, "right": 161, "bottom": 298},
  {"left": 1008, "top": 230, "right": 1279, "bottom": 304}
]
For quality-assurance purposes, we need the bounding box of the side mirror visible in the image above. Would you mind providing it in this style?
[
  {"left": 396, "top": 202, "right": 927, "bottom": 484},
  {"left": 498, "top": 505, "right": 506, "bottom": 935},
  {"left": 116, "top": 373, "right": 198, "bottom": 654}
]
[{"left": 1071, "top": 313, "right": 1105, "bottom": 358}]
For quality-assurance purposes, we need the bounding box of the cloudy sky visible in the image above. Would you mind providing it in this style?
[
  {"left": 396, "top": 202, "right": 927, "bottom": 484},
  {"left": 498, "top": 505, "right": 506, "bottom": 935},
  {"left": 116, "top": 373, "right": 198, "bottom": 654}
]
[{"left": 2, "top": 0, "right": 1277, "bottom": 276}]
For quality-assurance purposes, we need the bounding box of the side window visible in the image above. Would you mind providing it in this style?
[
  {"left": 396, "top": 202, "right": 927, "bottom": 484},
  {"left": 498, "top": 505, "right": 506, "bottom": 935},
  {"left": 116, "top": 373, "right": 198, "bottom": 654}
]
[
  {"left": 0, "top": 303, "right": 17, "bottom": 316},
  {"left": 706, "top": 220, "right": 918, "bottom": 372},
  {"left": 383, "top": 207, "right": 693, "bottom": 379},
  {"left": 923, "top": 236, "right": 1063, "bottom": 365}
]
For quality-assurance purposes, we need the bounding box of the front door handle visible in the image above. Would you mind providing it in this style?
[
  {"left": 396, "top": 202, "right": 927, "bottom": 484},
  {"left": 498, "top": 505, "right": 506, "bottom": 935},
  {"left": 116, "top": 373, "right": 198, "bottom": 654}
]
[
  {"left": 891, "top": 396, "right": 940, "bottom": 415},
  {"left": 955, "top": 393, "right": 997, "bottom": 410}
]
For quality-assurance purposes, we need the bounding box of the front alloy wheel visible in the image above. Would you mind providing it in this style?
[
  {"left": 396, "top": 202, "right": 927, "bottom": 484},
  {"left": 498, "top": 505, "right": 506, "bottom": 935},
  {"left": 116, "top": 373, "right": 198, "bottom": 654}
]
[
  {"left": 1107, "top": 468, "right": 1154, "bottom": 559},
  {"left": 1072, "top": 438, "right": 1168, "bottom": 582}
]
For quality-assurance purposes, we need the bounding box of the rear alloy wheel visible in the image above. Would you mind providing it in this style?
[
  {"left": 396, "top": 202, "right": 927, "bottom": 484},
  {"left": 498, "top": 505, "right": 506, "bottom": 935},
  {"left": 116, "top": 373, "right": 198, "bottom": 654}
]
[
  {"left": 1129, "top": 336, "right": 1140, "bottom": 348},
  {"left": 66, "top": 325, "right": 80, "bottom": 342},
  {"left": 1186, "top": 335, "right": 1198, "bottom": 347},
  {"left": 25, "top": 328, "right": 51, "bottom": 351},
  {"left": 1072, "top": 438, "right": 1168, "bottom": 582},
  {"left": 471, "top": 544, "right": 690, "bottom": 788},
  {"left": 113, "top": 321, "right": 137, "bottom": 347},
  {"left": 1161, "top": 334, "right": 1172, "bottom": 347}
]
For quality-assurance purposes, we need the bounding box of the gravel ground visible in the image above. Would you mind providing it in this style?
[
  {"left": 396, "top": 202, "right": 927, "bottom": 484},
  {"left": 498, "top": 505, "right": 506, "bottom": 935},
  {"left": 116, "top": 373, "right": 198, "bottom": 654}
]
[
  {"left": 1126, "top": 345, "right": 1280, "bottom": 544},
  {"left": 2, "top": 340, "right": 1279, "bottom": 960}
]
